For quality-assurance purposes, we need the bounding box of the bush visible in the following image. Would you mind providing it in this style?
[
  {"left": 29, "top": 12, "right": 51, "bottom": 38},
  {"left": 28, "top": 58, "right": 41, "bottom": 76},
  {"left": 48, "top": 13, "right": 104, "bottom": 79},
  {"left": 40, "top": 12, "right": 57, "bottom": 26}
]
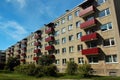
[
  {"left": 66, "top": 61, "right": 78, "bottom": 75},
  {"left": 33, "top": 65, "right": 44, "bottom": 77},
  {"left": 78, "top": 63, "right": 91, "bottom": 77},
  {"left": 0, "top": 63, "right": 5, "bottom": 70}
]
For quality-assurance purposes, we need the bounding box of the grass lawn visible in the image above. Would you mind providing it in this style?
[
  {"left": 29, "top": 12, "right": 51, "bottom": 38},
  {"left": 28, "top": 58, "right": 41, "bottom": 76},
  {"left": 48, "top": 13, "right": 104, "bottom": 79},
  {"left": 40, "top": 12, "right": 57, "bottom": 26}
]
[{"left": 0, "top": 72, "right": 120, "bottom": 80}]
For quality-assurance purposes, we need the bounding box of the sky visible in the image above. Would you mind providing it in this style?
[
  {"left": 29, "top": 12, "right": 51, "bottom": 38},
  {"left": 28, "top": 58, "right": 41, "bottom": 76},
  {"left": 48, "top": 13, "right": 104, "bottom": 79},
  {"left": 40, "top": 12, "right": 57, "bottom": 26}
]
[{"left": 0, "top": 0, "right": 83, "bottom": 50}]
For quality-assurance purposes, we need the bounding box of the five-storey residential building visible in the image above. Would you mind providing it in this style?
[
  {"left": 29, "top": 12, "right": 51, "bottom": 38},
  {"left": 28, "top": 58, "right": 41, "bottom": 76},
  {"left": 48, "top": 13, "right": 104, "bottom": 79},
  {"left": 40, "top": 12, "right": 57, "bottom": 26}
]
[{"left": 5, "top": 0, "right": 120, "bottom": 76}]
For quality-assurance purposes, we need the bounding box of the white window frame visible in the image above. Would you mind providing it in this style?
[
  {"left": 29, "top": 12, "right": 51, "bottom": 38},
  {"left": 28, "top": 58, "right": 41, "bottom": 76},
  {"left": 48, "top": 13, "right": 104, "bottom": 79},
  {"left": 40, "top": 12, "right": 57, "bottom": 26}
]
[
  {"left": 68, "top": 24, "right": 73, "bottom": 31},
  {"left": 78, "top": 57, "right": 84, "bottom": 64},
  {"left": 69, "top": 35, "right": 74, "bottom": 41},
  {"left": 103, "top": 38, "right": 115, "bottom": 47},
  {"left": 62, "top": 37, "right": 66, "bottom": 44},
  {"left": 105, "top": 55, "right": 118, "bottom": 63},
  {"left": 97, "top": 0, "right": 107, "bottom": 5},
  {"left": 62, "top": 59, "right": 66, "bottom": 65},
  {"left": 75, "top": 10, "right": 80, "bottom": 16},
  {"left": 77, "top": 44, "right": 83, "bottom": 51},
  {"left": 99, "top": 8, "right": 110, "bottom": 18},
  {"left": 61, "top": 27, "right": 66, "bottom": 34},
  {"left": 69, "top": 46, "right": 74, "bottom": 53},
  {"left": 88, "top": 56, "right": 99, "bottom": 64},
  {"left": 77, "top": 32, "right": 82, "bottom": 39},
  {"left": 101, "top": 22, "right": 112, "bottom": 32},
  {"left": 56, "top": 59, "right": 60, "bottom": 65},
  {"left": 76, "top": 21, "right": 81, "bottom": 28},
  {"left": 61, "top": 18, "right": 65, "bottom": 24}
]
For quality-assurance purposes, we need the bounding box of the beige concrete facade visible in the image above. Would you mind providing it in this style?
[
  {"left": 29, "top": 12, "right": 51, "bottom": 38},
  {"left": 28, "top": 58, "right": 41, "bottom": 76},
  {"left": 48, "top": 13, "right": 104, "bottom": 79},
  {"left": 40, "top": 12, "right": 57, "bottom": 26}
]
[{"left": 5, "top": 0, "right": 120, "bottom": 76}]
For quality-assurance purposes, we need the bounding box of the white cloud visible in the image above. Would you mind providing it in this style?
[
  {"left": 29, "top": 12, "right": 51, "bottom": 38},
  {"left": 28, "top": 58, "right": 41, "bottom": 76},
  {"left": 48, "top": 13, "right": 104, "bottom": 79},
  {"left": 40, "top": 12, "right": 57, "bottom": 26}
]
[
  {"left": 0, "top": 20, "right": 28, "bottom": 40},
  {"left": 6, "top": 0, "right": 26, "bottom": 8}
]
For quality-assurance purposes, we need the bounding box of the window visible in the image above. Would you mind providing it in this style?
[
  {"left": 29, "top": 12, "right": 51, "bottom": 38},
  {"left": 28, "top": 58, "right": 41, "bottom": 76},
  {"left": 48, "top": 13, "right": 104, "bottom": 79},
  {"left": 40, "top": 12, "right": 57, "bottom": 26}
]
[
  {"left": 77, "top": 32, "right": 82, "bottom": 39},
  {"left": 55, "top": 31, "right": 60, "bottom": 36},
  {"left": 55, "top": 39, "right": 60, "bottom": 45},
  {"left": 62, "top": 59, "right": 66, "bottom": 65},
  {"left": 62, "top": 37, "right": 66, "bottom": 44},
  {"left": 69, "top": 46, "right": 74, "bottom": 53},
  {"left": 97, "top": 0, "right": 107, "bottom": 5},
  {"left": 78, "top": 57, "right": 84, "bottom": 64},
  {"left": 76, "top": 21, "right": 81, "bottom": 28},
  {"left": 75, "top": 10, "right": 80, "bottom": 16},
  {"left": 67, "top": 14, "right": 72, "bottom": 21},
  {"left": 55, "top": 21, "right": 59, "bottom": 27},
  {"left": 55, "top": 59, "right": 60, "bottom": 65},
  {"left": 88, "top": 56, "right": 98, "bottom": 64},
  {"left": 62, "top": 48, "right": 66, "bottom": 53},
  {"left": 69, "top": 58, "right": 74, "bottom": 62},
  {"left": 105, "top": 55, "right": 117, "bottom": 63},
  {"left": 99, "top": 8, "right": 110, "bottom": 18},
  {"left": 69, "top": 35, "right": 74, "bottom": 41},
  {"left": 61, "top": 18, "right": 65, "bottom": 24},
  {"left": 55, "top": 49, "right": 60, "bottom": 54},
  {"left": 101, "top": 22, "right": 112, "bottom": 31},
  {"left": 103, "top": 38, "right": 115, "bottom": 47},
  {"left": 61, "top": 27, "right": 66, "bottom": 33},
  {"left": 68, "top": 24, "right": 73, "bottom": 31},
  {"left": 77, "top": 45, "right": 83, "bottom": 51}
]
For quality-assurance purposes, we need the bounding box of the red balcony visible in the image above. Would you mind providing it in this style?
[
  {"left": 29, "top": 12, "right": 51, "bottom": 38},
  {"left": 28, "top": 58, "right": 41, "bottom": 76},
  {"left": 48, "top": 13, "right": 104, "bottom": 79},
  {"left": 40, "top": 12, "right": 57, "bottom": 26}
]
[
  {"left": 80, "top": 18, "right": 97, "bottom": 29},
  {"left": 82, "top": 47, "right": 99, "bottom": 55},
  {"left": 45, "top": 36, "right": 54, "bottom": 42},
  {"left": 21, "top": 59, "right": 25, "bottom": 62},
  {"left": 21, "top": 53, "right": 26, "bottom": 56},
  {"left": 45, "top": 45, "right": 54, "bottom": 50},
  {"left": 34, "top": 49, "right": 41, "bottom": 53},
  {"left": 33, "top": 57, "right": 39, "bottom": 61},
  {"left": 34, "top": 42, "right": 41, "bottom": 46},
  {"left": 45, "top": 27, "right": 54, "bottom": 34},
  {"left": 79, "top": 6, "right": 95, "bottom": 17},
  {"left": 81, "top": 32, "right": 98, "bottom": 42},
  {"left": 34, "top": 34, "right": 41, "bottom": 39}
]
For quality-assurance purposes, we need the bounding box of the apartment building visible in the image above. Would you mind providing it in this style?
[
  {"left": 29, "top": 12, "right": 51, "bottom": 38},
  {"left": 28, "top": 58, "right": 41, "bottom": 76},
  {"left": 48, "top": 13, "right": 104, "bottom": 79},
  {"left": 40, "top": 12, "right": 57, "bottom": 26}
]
[
  {"left": 6, "top": 0, "right": 120, "bottom": 76},
  {"left": 0, "top": 50, "right": 5, "bottom": 64}
]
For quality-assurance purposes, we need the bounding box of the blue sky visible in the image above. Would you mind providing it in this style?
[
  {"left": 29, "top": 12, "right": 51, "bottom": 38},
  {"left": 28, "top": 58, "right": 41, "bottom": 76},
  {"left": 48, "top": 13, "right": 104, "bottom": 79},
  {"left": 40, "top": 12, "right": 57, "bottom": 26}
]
[{"left": 0, "top": 0, "right": 83, "bottom": 50}]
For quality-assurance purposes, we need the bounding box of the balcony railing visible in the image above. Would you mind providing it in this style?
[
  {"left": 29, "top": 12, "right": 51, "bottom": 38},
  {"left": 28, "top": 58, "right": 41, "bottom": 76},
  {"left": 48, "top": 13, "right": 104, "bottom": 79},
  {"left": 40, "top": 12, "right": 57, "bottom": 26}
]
[
  {"left": 81, "top": 32, "right": 98, "bottom": 42},
  {"left": 45, "top": 45, "right": 54, "bottom": 50},
  {"left": 45, "top": 36, "right": 54, "bottom": 42},
  {"left": 34, "top": 49, "right": 41, "bottom": 53},
  {"left": 79, "top": 5, "right": 95, "bottom": 17},
  {"left": 34, "top": 42, "right": 41, "bottom": 46},
  {"left": 45, "top": 27, "right": 54, "bottom": 34},
  {"left": 82, "top": 47, "right": 99, "bottom": 55},
  {"left": 80, "top": 18, "right": 97, "bottom": 29},
  {"left": 33, "top": 57, "right": 39, "bottom": 61}
]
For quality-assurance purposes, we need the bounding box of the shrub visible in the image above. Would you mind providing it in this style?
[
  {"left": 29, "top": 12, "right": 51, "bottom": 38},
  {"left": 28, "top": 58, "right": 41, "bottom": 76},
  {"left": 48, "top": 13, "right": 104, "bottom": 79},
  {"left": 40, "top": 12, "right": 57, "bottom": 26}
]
[
  {"left": 33, "top": 65, "right": 44, "bottom": 77},
  {"left": 78, "top": 63, "right": 91, "bottom": 77},
  {"left": 66, "top": 61, "right": 78, "bottom": 75},
  {"left": 0, "top": 63, "right": 5, "bottom": 70}
]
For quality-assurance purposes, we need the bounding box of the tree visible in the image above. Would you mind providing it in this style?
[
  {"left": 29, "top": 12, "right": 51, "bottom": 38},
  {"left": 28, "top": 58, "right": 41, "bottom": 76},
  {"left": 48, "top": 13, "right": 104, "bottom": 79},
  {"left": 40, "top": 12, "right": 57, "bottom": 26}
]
[
  {"left": 66, "top": 61, "right": 78, "bottom": 75},
  {"left": 38, "top": 55, "right": 55, "bottom": 66},
  {"left": 5, "top": 57, "right": 20, "bottom": 71}
]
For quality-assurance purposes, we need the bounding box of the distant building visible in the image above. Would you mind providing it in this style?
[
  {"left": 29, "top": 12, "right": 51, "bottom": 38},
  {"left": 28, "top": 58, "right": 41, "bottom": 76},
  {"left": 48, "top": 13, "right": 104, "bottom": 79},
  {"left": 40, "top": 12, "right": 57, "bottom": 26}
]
[
  {"left": 5, "top": 0, "right": 120, "bottom": 76},
  {"left": 0, "top": 50, "right": 5, "bottom": 63}
]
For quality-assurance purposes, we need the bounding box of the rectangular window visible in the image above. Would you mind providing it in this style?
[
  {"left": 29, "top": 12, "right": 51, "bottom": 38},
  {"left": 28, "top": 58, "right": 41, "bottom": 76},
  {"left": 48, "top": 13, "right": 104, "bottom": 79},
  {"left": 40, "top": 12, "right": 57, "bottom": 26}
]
[
  {"left": 55, "top": 21, "right": 59, "bottom": 27},
  {"left": 99, "top": 8, "right": 110, "bottom": 18},
  {"left": 78, "top": 57, "right": 84, "bottom": 64},
  {"left": 62, "top": 48, "right": 66, "bottom": 53},
  {"left": 55, "top": 39, "right": 60, "bottom": 45},
  {"left": 69, "top": 58, "right": 74, "bottom": 62},
  {"left": 62, "top": 37, "right": 66, "bottom": 44},
  {"left": 55, "top": 49, "right": 60, "bottom": 54},
  {"left": 69, "top": 35, "right": 74, "bottom": 41},
  {"left": 55, "top": 59, "right": 60, "bottom": 65},
  {"left": 77, "top": 32, "right": 82, "bottom": 39},
  {"left": 75, "top": 10, "right": 80, "bottom": 16},
  {"left": 105, "top": 55, "right": 117, "bottom": 63},
  {"left": 77, "top": 44, "right": 83, "bottom": 51},
  {"left": 61, "top": 18, "right": 65, "bottom": 24},
  {"left": 68, "top": 24, "right": 73, "bottom": 31},
  {"left": 69, "top": 46, "right": 74, "bottom": 53},
  {"left": 88, "top": 56, "right": 98, "bottom": 64},
  {"left": 103, "top": 38, "right": 115, "bottom": 47},
  {"left": 97, "top": 0, "right": 107, "bottom": 5},
  {"left": 55, "top": 31, "right": 60, "bottom": 36},
  {"left": 62, "top": 59, "right": 66, "bottom": 65},
  {"left": 101, "top": 22, "right": 112, "bottom": 31},
  {"left": 61, "top": 27, "right": 66, "bottom": 34},
  {"left": 76, "top": 21, "right": 81, "bottom": 28},
  {"left": 67, "top": 14, "right": 72, "bottom": 21}
]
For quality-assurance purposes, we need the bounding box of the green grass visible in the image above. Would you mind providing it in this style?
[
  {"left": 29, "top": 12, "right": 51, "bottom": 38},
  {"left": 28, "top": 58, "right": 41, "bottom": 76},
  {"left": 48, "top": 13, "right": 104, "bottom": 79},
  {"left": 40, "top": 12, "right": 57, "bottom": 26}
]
[{"left": 0, "top": 72, "right": 120, "bottom": 80}]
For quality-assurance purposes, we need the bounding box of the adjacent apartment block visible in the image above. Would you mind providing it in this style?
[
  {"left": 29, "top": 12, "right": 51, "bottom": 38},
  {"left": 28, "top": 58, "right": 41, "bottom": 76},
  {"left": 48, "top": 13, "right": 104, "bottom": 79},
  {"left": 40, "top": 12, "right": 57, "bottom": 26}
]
[
  {"left": 5, "top": 0, "right": 120, "bottom": 76},
  {"left": 0, "top": 50, "right": 5, "bottom": 64}
]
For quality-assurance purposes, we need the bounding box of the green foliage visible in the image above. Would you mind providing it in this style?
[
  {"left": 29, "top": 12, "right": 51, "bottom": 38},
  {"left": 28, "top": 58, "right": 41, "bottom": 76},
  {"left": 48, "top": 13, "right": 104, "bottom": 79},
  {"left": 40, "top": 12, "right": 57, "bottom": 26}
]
[
  {"left": 0, "top": 63, "right": 5, "bottom": 70},
  {"left": 5, "top": 57, "right": 20, "bottom": 71},
  {"left": 78, "top": 63, "right": 92, "bottom": 77},
  {"left": 38, "top": 55, "right": 55, "bottom": 66},
  {"left": 66, "top": 61, "right": 78, "bottom": 75}
]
